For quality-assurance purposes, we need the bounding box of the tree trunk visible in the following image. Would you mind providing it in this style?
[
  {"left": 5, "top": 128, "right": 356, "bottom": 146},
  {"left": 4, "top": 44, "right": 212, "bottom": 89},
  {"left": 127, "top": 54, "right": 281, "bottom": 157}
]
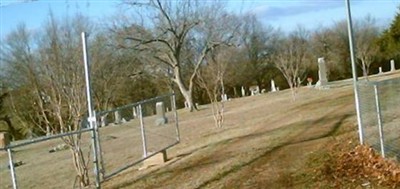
[
  {"left": 70, "top": 145, "right": 90, "bottom": 188},
  {"left": 173, "top": 67, "right": 195, "bottom": 111}
]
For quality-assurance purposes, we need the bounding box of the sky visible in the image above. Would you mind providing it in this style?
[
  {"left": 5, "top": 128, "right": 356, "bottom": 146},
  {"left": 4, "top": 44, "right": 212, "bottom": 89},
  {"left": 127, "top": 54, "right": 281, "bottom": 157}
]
[{"left": 0, "top": 0, "right": 399, "bottom": 41}]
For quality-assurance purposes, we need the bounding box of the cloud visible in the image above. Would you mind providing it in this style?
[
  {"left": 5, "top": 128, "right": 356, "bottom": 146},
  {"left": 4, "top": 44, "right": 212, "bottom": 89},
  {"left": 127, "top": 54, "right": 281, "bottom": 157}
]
[{"left": 248, "top": 0, "right": 347, "bottom": 19}]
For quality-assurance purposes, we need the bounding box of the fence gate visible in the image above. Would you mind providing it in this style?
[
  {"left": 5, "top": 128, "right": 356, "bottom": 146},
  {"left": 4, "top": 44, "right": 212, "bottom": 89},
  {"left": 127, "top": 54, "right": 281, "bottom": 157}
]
[{"left": 95, "top": 93, "right": 180, "bottom": 180}]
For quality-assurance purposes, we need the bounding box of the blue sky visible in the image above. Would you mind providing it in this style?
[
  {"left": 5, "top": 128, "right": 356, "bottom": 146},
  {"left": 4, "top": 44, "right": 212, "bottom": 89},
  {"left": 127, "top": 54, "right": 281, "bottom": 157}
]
[{"left": 0, "top": 0, "right": 399, "bottom": 41}]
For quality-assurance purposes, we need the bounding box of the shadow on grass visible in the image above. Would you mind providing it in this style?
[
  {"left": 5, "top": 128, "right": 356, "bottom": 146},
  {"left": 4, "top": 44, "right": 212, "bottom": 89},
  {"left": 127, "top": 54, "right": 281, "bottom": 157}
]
[{"left": 111, "top": 111, "right": 353, "bottom": 189}]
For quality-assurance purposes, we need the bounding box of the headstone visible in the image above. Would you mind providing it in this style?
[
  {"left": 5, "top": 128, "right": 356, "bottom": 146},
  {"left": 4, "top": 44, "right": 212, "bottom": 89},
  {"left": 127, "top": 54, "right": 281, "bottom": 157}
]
[
  {"left": 114, "top": 110, "right": 121, "bottom": 124},
  {"left": 271, "top": 80, "right": 277, "bottom": 92},
  {"left": 317, "top": 57, "right": 328, "bottom": 86},
  {"left": 241, "top": 86, "right": 245, "bottom": 97},
  {"left": 195, "top": 103, "right": 199, "bottom": 109},
  {"left": 100, "top": 115, "right": 108, "bottom": 127},
  {"left": 249, "top": 85, "right": 259, "bottom": 96},
  {"left": 155, "top": 102, "right": 168, "bottom": 126},
  {"left": 390, "top": 59, "right": 396, "bottom": 72},
  {"left": 0, "top": 132, "right": 10, "bottom": 148},
  {"left": 276, "top": 87, "right": 280, "bottom": 91},
  {"left": 221, "top": 94, "right": 228, "bottom": 102},
  {"left": 379, "top": 67, "right": 383, "bottom": 74},
  {"left": 307, "top": 77, "right": 313, "bottom": 87},
  {"left": 261, "top": 89, "right": 266, "bottom": 94},
  {"left": 133, "top": 107, "right": 138, "bottom": 119}
]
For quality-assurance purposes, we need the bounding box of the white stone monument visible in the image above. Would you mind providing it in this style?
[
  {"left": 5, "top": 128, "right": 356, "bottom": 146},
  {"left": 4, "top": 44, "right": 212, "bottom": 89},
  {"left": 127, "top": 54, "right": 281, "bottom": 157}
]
[
  {"left": 271, "top": 79, "right": 277, "bottom": 92},
  {"left": 390, "top": 59, "right": 396, "bottom": 72},
  {"left": 133, "top": 107, "right": 138, "bottom": 119},
  {"left": 155, "top": 102, "right": 168, "bottom": 126},
  {"left": 241, "top": 86, "right": 245, "bottom": 97},
  {"left": 316, "top": 57, "right": 328, "bottom": 87},
  {"left": 221, "top": 94, "right": 228, "bottom": 102},
  {"left": 379, "top": 67, "right": 383, "bottom": 74},
  {"left": 249, "top": 85, "right": 259, "bottom": 96},
  {"left": 114, "top": 110, "right": 121, "bottom": 124}
]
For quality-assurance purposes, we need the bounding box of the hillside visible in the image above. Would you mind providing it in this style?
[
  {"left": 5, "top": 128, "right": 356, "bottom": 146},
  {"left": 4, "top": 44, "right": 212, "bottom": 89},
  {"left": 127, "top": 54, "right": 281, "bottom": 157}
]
[
  {"left": 1, "top": 71, "right": 399, "bottom": 189},
  {"left": 102, "top": 77, "right": 369, "bottom": 188}
]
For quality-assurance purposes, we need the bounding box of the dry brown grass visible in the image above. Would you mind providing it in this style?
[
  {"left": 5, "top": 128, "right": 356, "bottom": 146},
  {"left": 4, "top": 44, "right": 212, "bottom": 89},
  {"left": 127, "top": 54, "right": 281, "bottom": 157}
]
[{"left": 1, "top": 71, "right": 399, "bottom": 189}]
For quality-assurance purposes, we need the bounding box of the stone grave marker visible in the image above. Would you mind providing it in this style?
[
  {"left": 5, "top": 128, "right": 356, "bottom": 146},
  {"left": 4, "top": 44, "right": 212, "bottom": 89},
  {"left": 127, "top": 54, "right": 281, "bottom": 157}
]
[
  {"left": 379, "top": 67, "right": 383, "bottom": 74},
  {"left": 271, "top": 79, "right": 277, "bottom": 92},
  {"left": 114, "top": 110, "right": 121, "bottom": 124},
  {"left": 133, "top": 107, "right": 138, "bottom": 119},
  {"left": 221, "top": 94, "right": 228, "bottom": 102},
  {"left": 241, "top": 86, "right": 245, "bottom": 97},
  {"left": 307, "top": 77, "right": 313, "bottom": 87},
  {"left": 155, "top": 102, "right": 168, "bottom": 126},
  {"left": 249, "top": 85, "right": 260, "bottom": 96},
  {"left": 316, "top": 57, "right": 328, "bottom": 87},
  {"left": 390, "top": 59, "right": 396, "bottom": 72}
]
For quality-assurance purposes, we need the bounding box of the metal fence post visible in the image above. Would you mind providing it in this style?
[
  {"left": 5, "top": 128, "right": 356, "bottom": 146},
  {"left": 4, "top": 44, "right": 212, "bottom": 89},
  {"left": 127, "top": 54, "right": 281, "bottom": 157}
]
[
  {"left": 82, "top": 32, "right": 101, "bottom": 188},
  {"left": 345, "top": 0, "right": 364, "bottom": 144},
  {"left": 95, "top": 118, "right": 105, "bottom": 179},
  {"left": 7, "top": 148, "right": 18, "bottom": 189},
  {"left": 138, "top": 104, "right": 148, "bottom": 158},
  {"left": 374, "top": 84, "right": 385, "bottom": 158}
]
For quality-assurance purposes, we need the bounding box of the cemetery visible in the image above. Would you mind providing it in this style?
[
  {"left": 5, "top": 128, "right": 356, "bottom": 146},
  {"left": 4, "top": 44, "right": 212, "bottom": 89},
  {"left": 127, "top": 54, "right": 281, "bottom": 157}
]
[
  {"left": 0, "top": 69, "right": 399, "bottom": 188},
  {"left": 1, "top": 0, "right": 400, "bottom": 188}
]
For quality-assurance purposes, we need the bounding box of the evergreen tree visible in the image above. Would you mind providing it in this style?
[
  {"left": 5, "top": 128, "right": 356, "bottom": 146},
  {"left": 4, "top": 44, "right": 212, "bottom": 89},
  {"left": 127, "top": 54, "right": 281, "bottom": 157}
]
[{"left": 378, "top": 7, "right": 400, "bottom": 60}]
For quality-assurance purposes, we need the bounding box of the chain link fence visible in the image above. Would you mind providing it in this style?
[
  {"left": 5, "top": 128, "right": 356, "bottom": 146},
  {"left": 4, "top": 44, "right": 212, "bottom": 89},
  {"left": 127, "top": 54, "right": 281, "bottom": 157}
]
[
  {"left": 358, "top": 77, "right": 400, "bottom": 159},
  {"left": 0, "top": 128, "right": 97, "bottom": 189},
  {"left": 96, "top": 93, "right": 179, "bottom": 180},
  {"left": 0, "top": 93, "right": 179, "bottom": 188}
]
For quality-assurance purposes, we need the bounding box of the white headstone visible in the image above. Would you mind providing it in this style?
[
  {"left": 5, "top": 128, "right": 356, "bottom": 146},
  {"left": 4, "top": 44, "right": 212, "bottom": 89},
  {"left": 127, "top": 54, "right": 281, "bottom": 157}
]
[
  {"left": 114, "top": 110, "right": 121, "bottom": 124},
  {"left": 221, "top": 94, "right": 228, "bottom": 102},
  {"left": 155, "top": 102, "right": 168, "bottom": 126},
  {"left": 100, "top": 115, "right": 108, "bottom": 127},
  {"left": 133, "top": 107, "right": 138, "bottom": 119},
  {"left": 379, "top": 67, "right": 383, "bottom": 74},
  {"left": 390, "top": 59, "right": 396, "bottom": 72},
  {"left": 307, "top": 77, "right": 313, "bottom": 87},
  {"left": 249, "top": 86, "right": 259, "bottom": 96},
  {"left": 271, "top": 80, "right": 277, "bottom": 92},
  {"left": 317, "top": 57, "right": 328, "bottom": 86},
  {"left": 241, "top": 86, "right": 245, "bottom": 97}
]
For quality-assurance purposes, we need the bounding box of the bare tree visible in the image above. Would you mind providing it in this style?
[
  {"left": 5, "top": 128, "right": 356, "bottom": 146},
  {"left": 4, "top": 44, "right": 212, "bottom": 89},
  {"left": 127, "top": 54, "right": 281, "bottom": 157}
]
[
  {"left": 273, "top": 27, "right": 311, "bottom": 100},
  {"left": 1, "top": 14, "right": 94, "bottom": 187},
  {"left": 117, "top": 0, "right": 237, "bottom": 111},
  {"left": 197, "top": 46, "right": 239, "bottom": 127},
  {"left": 355, "top": 15, "right": 380, "bottom": 79},
  {"left": 240, "top": 14, "right": 280, "bottom": 87}
]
